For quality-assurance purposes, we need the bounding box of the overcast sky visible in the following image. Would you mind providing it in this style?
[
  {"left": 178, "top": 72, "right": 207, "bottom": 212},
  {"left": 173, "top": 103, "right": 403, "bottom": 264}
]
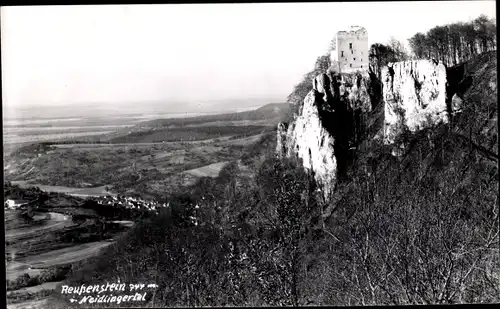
[{"left": 1, "top": 1, "right": 496, "bottom": 109}]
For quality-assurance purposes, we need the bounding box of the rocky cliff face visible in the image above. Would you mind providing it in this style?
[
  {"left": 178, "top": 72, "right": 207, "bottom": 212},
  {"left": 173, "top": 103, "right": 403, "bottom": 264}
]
[
  {"left": 278, "top": 70, "right": 372, "bottom": 200},
  {"left": 278, "top": 90, "right": 338, "bottom": 200},
  {"left": 279, "top": 59, "right": 455, "bottom": 199},
  {"left": 382, "top": 60, "right": 448, "bottom": 145}
]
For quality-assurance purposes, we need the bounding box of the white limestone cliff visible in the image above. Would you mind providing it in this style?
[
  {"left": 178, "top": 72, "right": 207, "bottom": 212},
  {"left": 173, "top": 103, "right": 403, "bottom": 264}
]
[
  {"left": 279, "top": 71, "right": 372, "bottom": 200},
  {"left": 279, "top": 59, "right": 452, "bottom": 201},
  {"left": 281, "top": 91, "right": 338, "bottom": 201},
  {"left": 382, "top": 60, "right": 448, "bottom": 145},
  {"left": 341, "top": 72, "right": 372, "bottom": 112}
]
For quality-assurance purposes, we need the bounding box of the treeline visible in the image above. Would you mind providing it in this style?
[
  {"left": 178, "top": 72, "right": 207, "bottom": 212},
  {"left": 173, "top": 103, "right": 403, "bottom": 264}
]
[
  {"left": 409, "top": 14, "right": 496, "bottom": 67},
  {"left": 368, "top": 42, "right": 406, "bottom": 79}
]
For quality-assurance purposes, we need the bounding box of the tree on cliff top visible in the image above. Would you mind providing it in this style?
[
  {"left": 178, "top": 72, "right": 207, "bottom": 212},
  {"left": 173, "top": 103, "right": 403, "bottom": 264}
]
[
  {"left": 388, "top": 37, "right": 410, "bottom": 61},
  {"left": 369, "top": 43, "right": 398, "bottom": 79},
  {"left": 328, "top": 37, "right": 336, "bottom": 52},
  {"left": 287, "top": 54, "right": 331, "bottom": 110}
]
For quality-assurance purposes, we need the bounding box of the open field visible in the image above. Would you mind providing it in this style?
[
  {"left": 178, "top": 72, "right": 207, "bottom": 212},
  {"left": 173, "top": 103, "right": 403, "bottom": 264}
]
[
  {"left": 3, "top": 125, "right": 132, "bottom": 134},
  {"left": 50, "top": 135, "right": 236, "bottom": 148},
  {"left": 16, "top": 241, "right": 114, "bottom": 269},
  {"left": 111, "top": 220, "right": 135, "bottom": 228},
  {"left": 184, "top": 161, "right": 230, "bottom": 177},
  {"left": 7, "top": 299, "right": 49, "bottom": 309},
  {"left": 2, "top": 111, "right": 224, "bottom": 128},
  {"left": 107, "top": 125, "right": 268, "bottom": 143},
  {"left": 6, "top": 263, "right": 45, "bottom": 281},
  {"left": 3, "top": 131, "right": 116, "bottom": 145},
  {"left": 10, "top": 181, "right": 114, "bottom": 197},
  {"left": 5, "top": 212, "right": 72, "bottom": 241},
  {"left": 7, "top": 240, "right": 114, "bottom": 280},
  {"left": 6, "top": 281, "right": 63, "bottom": 296}
]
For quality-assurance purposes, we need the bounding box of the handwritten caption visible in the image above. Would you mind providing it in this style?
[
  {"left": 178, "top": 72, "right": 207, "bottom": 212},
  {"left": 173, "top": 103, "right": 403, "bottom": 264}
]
[{"left": 61, "top": 282, "right": 158, "bottom": 305}]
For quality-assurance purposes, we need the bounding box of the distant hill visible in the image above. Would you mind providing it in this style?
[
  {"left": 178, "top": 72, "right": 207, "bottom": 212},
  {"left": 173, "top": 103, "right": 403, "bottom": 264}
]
[
  {"left": 98, "top": 103, "right": 293, "bottom": 144},
  {"left": 139, "top": 103, "right": 293, "bottom": 128}
]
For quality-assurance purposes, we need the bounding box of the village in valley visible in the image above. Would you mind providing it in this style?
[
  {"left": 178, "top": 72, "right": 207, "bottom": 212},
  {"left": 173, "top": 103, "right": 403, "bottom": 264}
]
[
  {"left": 82, "top": 194, "right": 200, "bottom": 224},
  {"left": 4, "top": 190, "right": 169, "bottom": 213},
  {"left": 4, "top": 184, "right": 202, "bottom": 227},
  {"left": 85, "top": 195, "right": 168, "bottom": 213}
]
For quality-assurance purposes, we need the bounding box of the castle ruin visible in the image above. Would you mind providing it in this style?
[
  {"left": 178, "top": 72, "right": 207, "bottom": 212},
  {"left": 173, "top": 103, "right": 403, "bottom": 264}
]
[{"left": 330, "top": 25, "right": 369, "bottom": 73}]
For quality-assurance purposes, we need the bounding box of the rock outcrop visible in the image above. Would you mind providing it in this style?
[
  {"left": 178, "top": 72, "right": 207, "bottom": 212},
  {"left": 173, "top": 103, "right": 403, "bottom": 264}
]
[
  {"left": 450, "top": 94, "right": 463, "bottom": 115},
  {"left": 279, "top": 90, "right": 338, "bottom": 200},
  {"left": 382, "top": 60, "right": 448, "bottom": 144},
  {"left": 279, "top": 70, "right": 372, "bottom": 200},
  {"left": 276, "top": 122, "right": 289, "bottom": 156},
  {"left": 279, "top": 58, "right": 457, "bottom": 201}
]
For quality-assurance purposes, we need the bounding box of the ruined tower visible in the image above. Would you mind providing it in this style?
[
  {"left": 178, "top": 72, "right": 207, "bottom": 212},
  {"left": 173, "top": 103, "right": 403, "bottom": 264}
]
[{"left": 330, "top": 25, "right": 369, "bottom": 73}]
